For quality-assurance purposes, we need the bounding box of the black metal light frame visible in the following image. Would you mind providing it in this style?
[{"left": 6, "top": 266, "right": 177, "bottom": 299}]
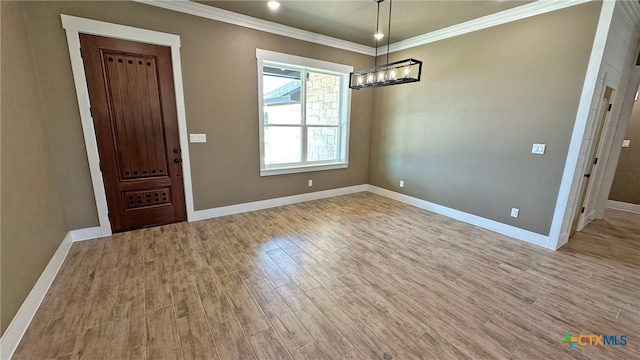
[{"left": 349, "top": 58, "right": 422, "bottom": 90}]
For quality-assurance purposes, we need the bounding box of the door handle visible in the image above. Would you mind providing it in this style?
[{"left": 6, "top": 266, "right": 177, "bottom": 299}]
[
  {"left": 174, "top": 158, "right": 182, "bottom": 163},
  {"left": 584, "top": 173, "right": 591, "bottom": 178}
]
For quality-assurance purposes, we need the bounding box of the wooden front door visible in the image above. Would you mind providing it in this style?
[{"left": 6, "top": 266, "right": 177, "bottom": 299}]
[{"left": 80, "top": 34, "right": 186, "bottom": 233}]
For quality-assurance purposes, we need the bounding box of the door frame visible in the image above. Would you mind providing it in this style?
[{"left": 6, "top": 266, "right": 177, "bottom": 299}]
[{"left": 62, "top": 15, "right": 195, "bottom": 237}]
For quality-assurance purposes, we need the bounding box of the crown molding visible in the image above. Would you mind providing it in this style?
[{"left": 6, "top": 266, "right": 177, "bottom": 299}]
[
  {"left": 380, "top": 0, "right": 592, "bottom": 54},
  {"left": 133, "top": 0, "right": 594, "bottom": 57},
  {"left": 131, "top": 0, "right": 375, "bottom": 56}
]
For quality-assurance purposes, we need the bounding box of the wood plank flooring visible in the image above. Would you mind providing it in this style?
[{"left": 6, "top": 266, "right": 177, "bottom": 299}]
[{"left": 12, "top": 193, "right": 640, "bottom": 359}]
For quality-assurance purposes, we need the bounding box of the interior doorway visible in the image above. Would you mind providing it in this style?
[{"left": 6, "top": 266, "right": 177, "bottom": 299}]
[{"left": 570, "top": 86, "right": 615, "bottom": 236}]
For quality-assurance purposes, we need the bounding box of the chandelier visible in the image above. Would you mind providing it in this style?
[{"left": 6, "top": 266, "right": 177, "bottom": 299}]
[{"left": 349, "top": 0, "right": 422, "bottom": 90}]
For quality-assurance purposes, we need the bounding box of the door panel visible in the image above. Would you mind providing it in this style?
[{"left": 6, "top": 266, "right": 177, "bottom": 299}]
[
  {"left": 80, "top": 34, "right": 186, "bottom": 233},
  {"left": 104, "top": 53, "right": 168, "bottom": 180}
]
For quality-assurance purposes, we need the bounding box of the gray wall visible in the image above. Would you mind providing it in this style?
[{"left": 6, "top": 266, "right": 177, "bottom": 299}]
[
  {"left": 609, "top": 89, "right": 640, "bottom": 205},
  {"left": 21, "top": 0, "right": 374, "bottom": 230},
  {"left": 368, "top": 2, "right": 601, "bottom": 236},
  {"left": 1, "top": 1, "right": 69, "bottom": 334}
]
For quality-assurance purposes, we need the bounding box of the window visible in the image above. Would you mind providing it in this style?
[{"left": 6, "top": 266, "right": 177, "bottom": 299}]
[{"left": 257, "top": 49, "right": 352, "bottom": 176}]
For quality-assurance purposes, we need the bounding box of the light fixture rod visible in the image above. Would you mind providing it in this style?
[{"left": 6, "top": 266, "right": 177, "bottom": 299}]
[
  {"left": 374, "top": 0, "right": 382, "bottom": 67},
  {"left": 386, "top": 0, "right": 392, "bottom": 66}
]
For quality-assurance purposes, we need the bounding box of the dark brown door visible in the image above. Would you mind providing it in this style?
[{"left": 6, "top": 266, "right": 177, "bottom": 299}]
[{"left": 80, "top": 34, "right": 186, "bottom": 233}]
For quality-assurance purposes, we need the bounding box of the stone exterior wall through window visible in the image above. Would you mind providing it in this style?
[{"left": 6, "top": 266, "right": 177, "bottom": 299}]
[{"left": 306, "top": 72, "right": 341, "bottom": 161}]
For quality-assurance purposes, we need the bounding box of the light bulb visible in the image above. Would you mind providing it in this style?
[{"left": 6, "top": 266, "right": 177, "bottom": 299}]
[
  {"left": 403, "top": 66, "right": 411, "bottom": 78},
  {"left": 357, "top": 75, "right": 364, "bottom": 85},
  {"left": 267, "top": 1, "right": 280, "bottom": 10},
  {"left": 374, "top": 33, "right": 384, "bottom": 40},
  {"left": 367, "top": 73, "right": 374, "bottom": 84},
  {"left": 377, "top": 71, "right": 385, "bottom": 82},
  {"left": 389, "top": 69, "right": 397, "bottom": 80}
]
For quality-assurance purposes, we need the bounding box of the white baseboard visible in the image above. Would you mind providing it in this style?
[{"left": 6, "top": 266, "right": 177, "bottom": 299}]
[
  {"left": 0, "top": 232, "right": 73, "bottom": 360},
  {"left": 367, "top": 185, "right": 551, "bottom": 249},
  {"left": 1, "top": 183, "right": 557, "bottom": 359},
  {"left": 65, "top": 186, "right": 370, "bottom": 243},
  {"left": 69, "top": 184, "right": 551, "bottom": 253},
  {"left": 191, "top": 184, "right": 368, "bottom": 221},
  {"left": 606, "top": 200, "right": 640, "bottom": 214},
  {"left": 70, "top": 226, "right": 103, "bottom": 242}
]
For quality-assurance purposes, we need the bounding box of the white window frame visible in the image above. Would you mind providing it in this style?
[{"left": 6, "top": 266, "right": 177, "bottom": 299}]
[{"left": 256, "top": 49, "right": 352, "bottom": 176}]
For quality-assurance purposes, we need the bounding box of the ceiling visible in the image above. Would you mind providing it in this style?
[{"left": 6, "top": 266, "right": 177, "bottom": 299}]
[{"left": 194, "top": 1, "right": 534, "bottom": 46}]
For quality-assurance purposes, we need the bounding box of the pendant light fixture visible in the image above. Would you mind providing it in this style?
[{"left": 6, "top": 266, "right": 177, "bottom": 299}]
[{"left": 349, "top": 0, "right": 422, "bottom": 90}]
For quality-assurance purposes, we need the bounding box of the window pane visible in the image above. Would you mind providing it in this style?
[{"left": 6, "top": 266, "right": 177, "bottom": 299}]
[
  {"left": 264, "top": 126, "right": 302, "bottom": 165},
  {"left": 263, "top": 66, "right": 302, "bottom": 125},
  {"left": 307, "top": 127, "right": 339, "bottom": 162},
  {"left": 306, "top": 72, "right": 341, "bottom": 126}
]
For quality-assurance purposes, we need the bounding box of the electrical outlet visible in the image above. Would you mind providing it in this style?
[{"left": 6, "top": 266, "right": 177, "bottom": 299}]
[
  {"left": 399, "top": 180, "right": 405, "bottom": 188},
  {"left": 308, "top": 179, "right": 313, "bottom": 187},
  {"left": 189, "top": 134, "right": 207, "bottom": 143},
  {"left": 531, "top": 143, "right": 546, "bottom": 154},
  {"left": 511, "top": 208, "right": 519, "bottom": 218},
  {"left": 622, "top": 140, "right": 630, "bottom": 148}
]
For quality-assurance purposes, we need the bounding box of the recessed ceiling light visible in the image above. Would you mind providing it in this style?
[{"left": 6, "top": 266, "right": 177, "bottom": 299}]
[
  {"left": 374, "top": 33, "right": 384, "bottom": 40},
  {"left": 267, "top": 1, "right": 280, "bottom": 11}
]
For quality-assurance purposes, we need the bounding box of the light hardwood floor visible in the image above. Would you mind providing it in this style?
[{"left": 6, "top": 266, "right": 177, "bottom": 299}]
[{"left": 13, "top": 193, "right": 640, "bottom": 359}]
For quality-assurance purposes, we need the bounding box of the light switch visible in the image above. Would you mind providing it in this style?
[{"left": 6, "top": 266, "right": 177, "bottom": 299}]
[
  {"left": 622, "top": 139, "right": 630, "bottom": 148},
  {"left": 531, "top": 143, "right": 546, "bottom": 154},
  {"left": 190, "top": 134, "right": 207, "bottom": 143}
]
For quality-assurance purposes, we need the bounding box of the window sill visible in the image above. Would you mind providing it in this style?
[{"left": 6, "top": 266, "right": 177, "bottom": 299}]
[{"left": 260, "top": 162, "right": 348, "bottom": 176}]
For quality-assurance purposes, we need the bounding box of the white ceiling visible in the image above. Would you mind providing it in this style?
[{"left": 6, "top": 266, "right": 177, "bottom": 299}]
[{"left": 195, "top": 0, "right": 534, "bottom": 45}]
